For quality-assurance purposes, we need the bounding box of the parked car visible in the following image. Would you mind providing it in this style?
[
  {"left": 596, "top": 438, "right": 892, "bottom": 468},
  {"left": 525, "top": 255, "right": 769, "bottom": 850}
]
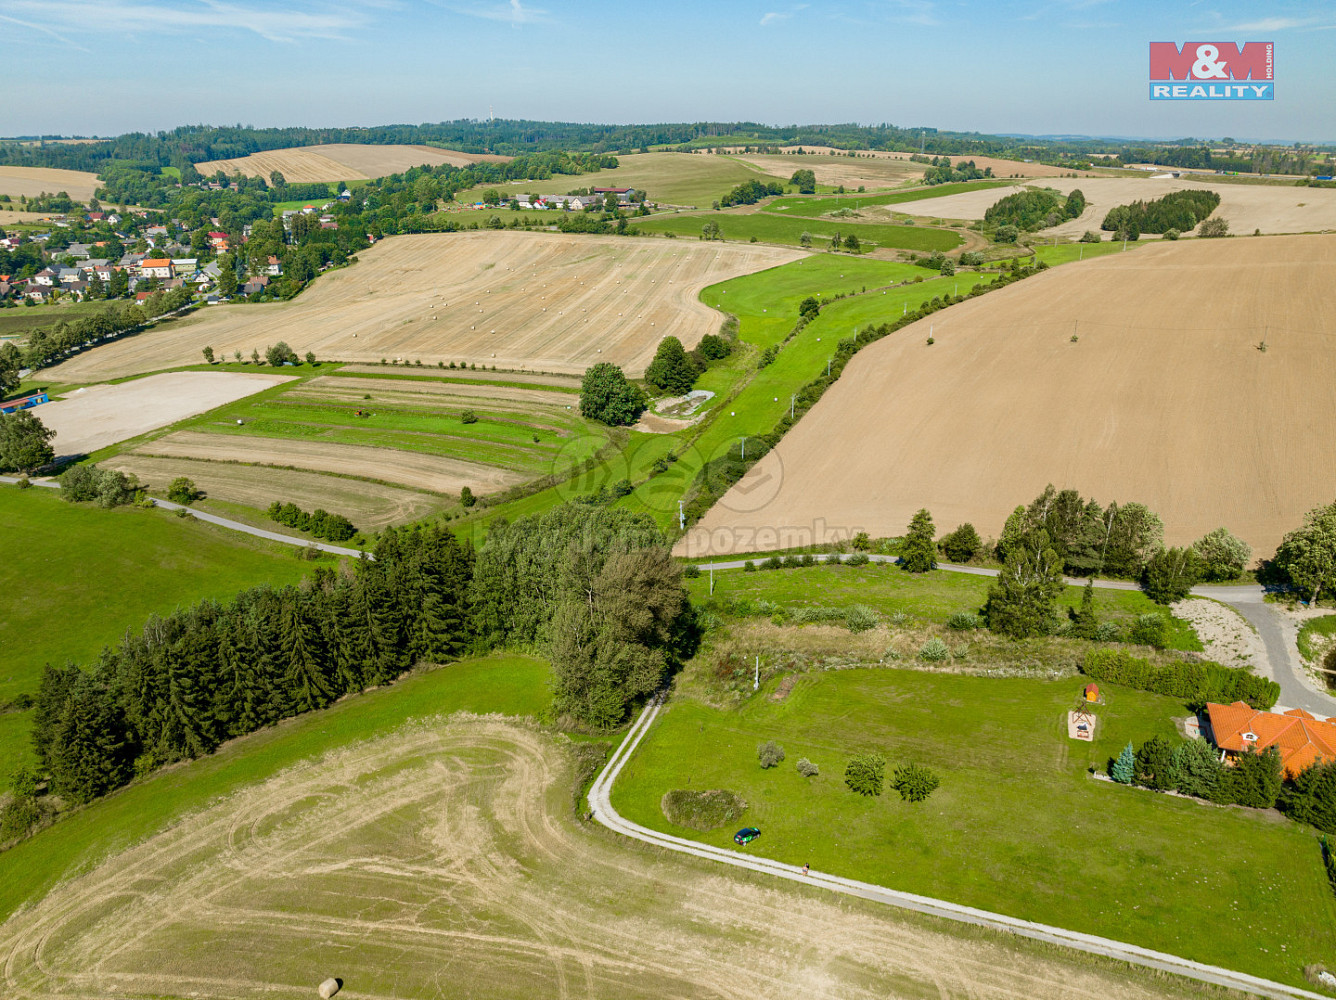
[{"left": 733, "top": 827, "right": 761, "bottom": 846}]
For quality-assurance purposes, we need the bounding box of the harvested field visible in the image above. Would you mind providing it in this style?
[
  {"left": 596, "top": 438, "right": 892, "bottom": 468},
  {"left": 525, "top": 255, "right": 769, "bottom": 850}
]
[
  {"left": 198, "top": 143, "right": 509, "bottom": 182},
  {"left": 746, "top": 147, "right": 1087, "bottom": 180},
  {"left": 135, "top": 430, "right": 524, "bottom": 494},
  {"left": 884, "top": 176, "right": 1336, "bottom": 235},
  {"left": 300, "top": 374, "right": 575, "bottom": 409},
  {"left": 681, "top": 234, "right": 1336, "bottom": 558},
  {"left": 0, "top": 210, "right": 48, "bottom": 225},
  {"left": 38, "top": 372, "right": 292, "bottom": 459},
  {"left": 729, "top": 151, "right": 923, "bottom": 190},
  {"left": 337, "top": 363, "right": 580, "bottom": 388},
  {"left": 0, "top": 715, "right": 1207, "bottom": 1000},
  {"left": 44, "top": 232, "right": 800, "bottom": 382},
  {"left": 103, "top": 456, "right": 445, "bottom": 529},
  {"left": 0, "top": 165, "right": 100, "bottom": 202}
]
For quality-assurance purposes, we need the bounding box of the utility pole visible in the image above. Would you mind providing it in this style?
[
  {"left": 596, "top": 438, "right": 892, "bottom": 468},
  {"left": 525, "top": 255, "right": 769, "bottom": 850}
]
[
  {"left": 678, "top": 499, "right": 685, "bottom": 531},
  {"left": 754, "top": 654, "right": 759, "bottom": 691},
  {"left": 790, "top": 394, "right": 796, "bottom": 420}
]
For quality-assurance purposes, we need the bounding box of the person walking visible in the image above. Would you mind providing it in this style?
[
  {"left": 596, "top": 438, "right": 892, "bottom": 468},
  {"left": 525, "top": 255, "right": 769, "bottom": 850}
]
[{"left": 802, "top": 863, "right": 810, "bottom": 876}]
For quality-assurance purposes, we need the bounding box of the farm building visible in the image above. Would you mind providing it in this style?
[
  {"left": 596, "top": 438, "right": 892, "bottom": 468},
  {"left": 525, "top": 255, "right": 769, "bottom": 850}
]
[
  {"left": 1, "top": 391, "right": 49, "bottom": 414},
  {"left": 1204, "top": 702, "right": 1336, "bottom": 778}
]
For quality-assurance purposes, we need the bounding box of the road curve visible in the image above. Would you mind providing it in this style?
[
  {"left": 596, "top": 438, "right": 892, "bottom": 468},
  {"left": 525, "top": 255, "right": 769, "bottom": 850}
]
[{"left": 589, "top": 696, "right": 1328, "bottom": 1000}]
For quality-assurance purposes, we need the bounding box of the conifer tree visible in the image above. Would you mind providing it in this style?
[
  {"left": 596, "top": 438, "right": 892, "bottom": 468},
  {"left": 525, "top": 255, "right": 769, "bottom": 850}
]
[
  {"left": 901, "top": 509, "right": 937, "bottom": 573},
  {"left": 1112, "top": 742, "right": 1136, "bottom": 784},
  {"left": 48, "top": 675, "right": 132, "bottom": 803},
  {"left": 1071, "top": 579, "right": 1099, "bottom": 639}
]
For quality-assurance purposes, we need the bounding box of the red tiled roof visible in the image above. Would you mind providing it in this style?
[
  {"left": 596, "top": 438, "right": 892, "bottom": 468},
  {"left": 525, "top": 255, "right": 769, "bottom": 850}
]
[{"left": 1206, "top": 702, "right": 1336, "bottom": 778}]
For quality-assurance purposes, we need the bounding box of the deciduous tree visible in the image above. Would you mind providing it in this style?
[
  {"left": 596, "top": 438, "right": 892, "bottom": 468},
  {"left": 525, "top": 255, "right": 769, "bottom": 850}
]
[{"left": 0, "top": 410, "right": 55, "bottom": 474}]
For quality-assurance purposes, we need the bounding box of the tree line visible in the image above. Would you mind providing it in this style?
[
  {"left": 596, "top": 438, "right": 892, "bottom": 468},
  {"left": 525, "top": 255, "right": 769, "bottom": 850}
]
[
  {"left": 984, "top": 188, "right": 1085, "bottom": 231},
  {"left": 1101, "top": 190, "right": 1220, "bottom": 236},
  {"left": 17, "top": 505, "right": 693, "bottom": 828}
]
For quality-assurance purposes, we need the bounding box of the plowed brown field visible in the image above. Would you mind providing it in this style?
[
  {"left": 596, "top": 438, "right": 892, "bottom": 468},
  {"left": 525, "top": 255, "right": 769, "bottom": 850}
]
[
  {"left": 0, "top": 716, "right": 1202, "bottom": 1000},
  {"left": 198, "top": 143, "right": 509, "bottom": 182},
  {"left": 681, "top": 234, "right": 1336, "bottom": 558},
  {"left": 45, "top": 232, "right": 801, "bottom": 381}
]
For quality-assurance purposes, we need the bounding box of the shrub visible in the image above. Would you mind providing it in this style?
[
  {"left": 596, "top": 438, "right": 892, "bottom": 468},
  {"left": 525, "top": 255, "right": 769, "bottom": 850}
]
[
  {"left": 1129, "top": 613, "right": 1168, "bottom": 648},
  {"left": 265, "top": 340, "right": 295, "bottom": 367},
  {"left": 796, "top": 757, "right": 820, "bottom": 778},
  {"left": 58, "top": 464, "right": 140, "bottom": 508},
  {"left": 1079, "top": 230, "right": 1102, "bottom": 243},
  {"left": 459, "top": 486, "right": 476, "bottom": 508},
  {"left": 783, "top": 554, "right": 803, "bottom": 568},
  {"left": 947, "top": 612, "right": 980, "bottom": 631},
  {"left": 791, "top": 606, "right": 844, "bottom": 624},
  {"left": 1134, "top": 735, "right": 1175, "bottom": 790},
  {"left": 660, "top": 789, "right": 747, "bottom": 831},
  {"left": 1170, "top": 738, "right": 1223, "bottom": 799},
  {"left": 1163, "top": 228, "right": 1180, "bottom": 240},
  {"left": 1192, "top": 527, "right": 1251, "bottom": 582},
  {"left": 919, "top": 637, "right": 950, "bottom": 661},
  {"left": 940, "top": 523, "right": 981, "bottom": 562},
  {"left": 166, "top": 476, "right": 200, "bottom": 505},
  {"left": 0, "top": 797, "right": 42, "bottom": 843},
  {"left": 1142, "top": 546, "right": 1203, "bottom": 604},
  {"left": 1094, "top": 621, "right": 1123, "bottom": 642},
  {"left": 757, "top": 740, "right": 785, "bottom": 768},
  {"left": 891, "top": 763, "right": 940, "bottom": 802},
  {"left": 682, "top": 564, "right": 700, "bottom": 579},
  {"left": 845, "top": 604, "right": 878, "bottom": 632},
  {"left": 844, "top": 752, "right": 886, "bottom": 796},
  {"left": 845, "top": 553, "right": 869, "bottom": 566},
  {"left": 460, "top": 409, "right": 478, "bottom": 424},
  {"left": 1081, "top": 647, "right": 1279, "bottom": 709},
  {"left": 1111, "top": 742, "right": 1135, "bottom": 783},
  {"left": 762, "top": 555, "right": 783, "bottom": 570},
  {"left": 1198, "top": 217, "right": 1230, "bottom": 238},
  {"left": 743, "top": 560, "right": 756, "bottom": 572}
]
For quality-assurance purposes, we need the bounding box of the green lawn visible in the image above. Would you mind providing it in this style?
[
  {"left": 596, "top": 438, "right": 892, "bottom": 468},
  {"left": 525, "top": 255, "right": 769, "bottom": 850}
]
[
  {"left": 636, "top": 212, "right": 962, "bottom": 252},
  {"left": 765, "top": 180, "right": 1013, "bottom": 218},
  {"left": 1031, "top": 239, "right": 1150, "bottom": 266},
  {"left": 1298, "top": 614, "right": 1336, "bottom": 664},
  {"left": 690, "top": 562, "right": 1202, "bottom": 650},
  {"left": 612, "top": 667, "right": 1335, "bottom": 988},
  {"left": 0, "top": 300, "right": 127, "bottom": 340},
  {"left": 0, "top": 486, "right": 320, "bottom": 706},
  {"left": 0, "top": 654, "right": 552, "bottom": 922}
]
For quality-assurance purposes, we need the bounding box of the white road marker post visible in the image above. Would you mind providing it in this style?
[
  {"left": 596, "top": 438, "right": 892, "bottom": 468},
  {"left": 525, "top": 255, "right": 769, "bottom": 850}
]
[{"left": 754, "top": 655, "right": 759, "bottom": 691}]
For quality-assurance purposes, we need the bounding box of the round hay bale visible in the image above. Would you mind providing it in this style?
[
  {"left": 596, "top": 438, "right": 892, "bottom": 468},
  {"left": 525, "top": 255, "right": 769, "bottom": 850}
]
[{"left": 318, "top": 977, "right": 342, "bottom": 998}]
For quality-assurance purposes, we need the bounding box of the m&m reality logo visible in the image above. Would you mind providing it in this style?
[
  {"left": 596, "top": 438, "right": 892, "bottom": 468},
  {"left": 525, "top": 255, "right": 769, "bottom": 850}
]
[{"left": 1149, "top": 42, "right": 1274, "bottom": 101}]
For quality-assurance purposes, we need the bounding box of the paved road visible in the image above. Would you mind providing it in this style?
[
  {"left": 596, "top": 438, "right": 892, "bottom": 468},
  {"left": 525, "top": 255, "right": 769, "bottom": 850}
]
[
  {"left": 2, "top": 476, "right": 369, "bottom": 559},
  {"left": 698, "top": 554, "right": 1336, "bottom": 715},
  {"left": 589, "top": 696, "right": 1328, "bottom": 1000}
]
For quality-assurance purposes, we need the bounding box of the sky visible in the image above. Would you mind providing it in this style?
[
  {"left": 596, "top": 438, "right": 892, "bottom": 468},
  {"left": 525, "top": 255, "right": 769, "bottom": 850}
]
[{"left": 3, "top": 0, "right": 1334, "bottom": 142}]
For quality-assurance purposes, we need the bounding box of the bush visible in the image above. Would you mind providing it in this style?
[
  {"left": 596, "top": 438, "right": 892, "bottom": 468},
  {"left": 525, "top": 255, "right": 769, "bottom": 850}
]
[
  {"left": 166, "top": 476, "right": 200, "bottom": 505},
  {"left": 0, "top": 796, "right": 42, "bottom": 843},
  {"left": 1079, "top": 230, "right": 1102, "bottom": 243},
  {"left": 796, "top": 757, "right": 820, "bottom": 778},
  {"left": 940, "top": 523, "right": 981, "bottom": 562},
  {"left": 845, "top": 553, "right": 869, "bottom": 566},
  {"left": 459, "top": 485, "right": 476, "bottom": 508},
  {"left": 762, "top": 555, "right": 783, "bottom": 571},
  {"left": 844, "top": 752, "right": 886, "bottom": 796},
  {"left": 1198, "top": 217, "right": 1230, "bottom": 238},
  {"left": 460, "top": 409, "right": 478, "bottom": 424},
  {"left": 58, "top": 464, "right": 140, "bottom": 508},
  {"left": 1081, "top": 647, "right": 1279, "bottom": 709},
  {"left": 1192, "top": 527, "right": 1251, "bottom": 582},
  {"left": 947, "top": 612, "right": 980, "bottom": 630},
  {"left": 757, "top": 740, "right": 785, "bottom": 769},
  {"left": 919, "top": 637, "right": 950, "bottom": 661},
  {"left": 682, "top": 564, "right": 700, "bottom": 579},
  {"left": 264, "top": 341, "right": 296, "bottom": 367},
  {"left": 1094, "top": 621, "right": 1123, "bottom": 642},
  {"left": 845, "top": 604, "right": 878, "bottom": 632},
  {"left": 743, "top": 560, "right": 756, "bottom": 572},
  {"left": 1129, "top": 613, "right": 1168, "bottom": 648},
  {"left": 1142, "top": 546, "right": 1203, "bottom": 604},
  {"left": 891, "top": 763, "right": 940, "bottom": 802},
  {"left": 696, "top": 333, "right": 732, "bottom": 360},
  {"left": 660, "top": 789, "right": 747, "bottom": 831}
]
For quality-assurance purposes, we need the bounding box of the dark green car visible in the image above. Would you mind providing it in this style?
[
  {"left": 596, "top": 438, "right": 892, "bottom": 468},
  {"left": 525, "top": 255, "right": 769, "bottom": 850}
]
[{"left": 733, "top": 827, "right": 761, "bottom": 846}]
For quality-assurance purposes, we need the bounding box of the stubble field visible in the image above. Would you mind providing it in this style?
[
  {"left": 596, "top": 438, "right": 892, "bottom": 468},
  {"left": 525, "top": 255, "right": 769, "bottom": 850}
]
[
  {"left": 0, "top": 712, "right": 1215, "bottom": 1000},
  {"left": 683, "top": 234, "right": 1336, "bottom": 558},
  {"left": 0, "top": 166, "right": 101, "bottom": 202},
  {"left": 44, "top": 232, "right": 802, "bottom": 382},
  {"left": 885, "top": 176, "right": 1336, "bottom": 235},
  {"left": 197, "top": 143, "right": 510, "bottom": 182}
]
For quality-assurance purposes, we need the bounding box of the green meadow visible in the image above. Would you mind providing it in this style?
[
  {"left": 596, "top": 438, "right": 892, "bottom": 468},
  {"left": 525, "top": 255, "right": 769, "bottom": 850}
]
[{"left": 635, "top": 211, "right": 962, "bottom": 252}]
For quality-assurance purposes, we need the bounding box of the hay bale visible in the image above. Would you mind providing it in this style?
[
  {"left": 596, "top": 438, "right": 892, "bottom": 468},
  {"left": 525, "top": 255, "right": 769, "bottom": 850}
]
[{"left": 318, "top": 978, "right": 342, "bottom": 998}]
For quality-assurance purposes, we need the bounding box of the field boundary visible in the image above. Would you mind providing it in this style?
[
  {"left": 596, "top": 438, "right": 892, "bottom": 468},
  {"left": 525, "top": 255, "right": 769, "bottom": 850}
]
[{"left": 590, "top": 695, "right": 1329, "bottom": 1000}]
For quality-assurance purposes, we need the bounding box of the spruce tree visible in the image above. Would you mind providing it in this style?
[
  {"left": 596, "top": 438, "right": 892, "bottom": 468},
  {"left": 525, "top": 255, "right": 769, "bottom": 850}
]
[
  {"left": 49, "top": 674, "right": 132, "bottom": 803},
  {"left": 1111, "top": 742, "right": 1136, "bottom": 784},
  {"left": 1071, "top": 579, "right": 1099, "bottom": 639},
  {"left": 901, "top": 509, "right": 937, "bottom": 573}
]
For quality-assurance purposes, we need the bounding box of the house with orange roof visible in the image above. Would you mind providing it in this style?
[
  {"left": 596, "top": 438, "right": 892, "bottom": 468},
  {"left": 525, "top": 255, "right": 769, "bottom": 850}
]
[
  {"left": 139, "top": 258, "right": 174, "bottom": 279},
  {"left": 1205, "top": 701, "right": 1336, "bottom": 779}
]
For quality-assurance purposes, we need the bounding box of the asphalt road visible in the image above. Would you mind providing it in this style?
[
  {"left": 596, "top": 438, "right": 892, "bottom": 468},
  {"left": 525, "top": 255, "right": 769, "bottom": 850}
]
[{"left": 589, "top": 696, "right": 1330, "bottom": 1000}]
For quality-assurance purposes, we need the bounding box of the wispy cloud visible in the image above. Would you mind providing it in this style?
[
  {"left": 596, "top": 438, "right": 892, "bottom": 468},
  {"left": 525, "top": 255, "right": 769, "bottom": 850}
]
[
  {"left": 0, "top": 12, "right": 91, "bottom": 52},
  {"left": 3, "top": 0, "right": 369, "bottom": 44},
  {"left": 1213, "top": 17, "right": 1330, "bottom": 32},
  {"left": 448, "top": 0, "right": 547, "bottom": 25},
  {"left": 760, "top": 4, "right": 807, "bottom": 27}
]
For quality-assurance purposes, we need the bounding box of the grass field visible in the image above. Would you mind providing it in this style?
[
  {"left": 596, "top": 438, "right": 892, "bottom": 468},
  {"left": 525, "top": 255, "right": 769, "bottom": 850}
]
[
  {"left": 0, "top": 300, "right": 127, "bottom": 340},
  {"left": 689, "top": 562, "right": 1202, "bottom": 650},
  {"left": 688, "top": 234, "right": 1336, "bottom": 557},
  {"left": 1298, "top": 614, "right": 1336, "bottom": 664},
  {"left": 612, "top": 666, "right": 1336, "bottom": 989},
  {"left": 44, "top": 232, "right": 800, "bottom": 382},
  {"left": 764, "top": 180, "right": 1013, "bottom": 218},
  {"left": 0, "top": 656, "right": 1229, "bottom": 1000},
  {"left": 0, "top": 485, "right": 324, "bottom": 769},
  {"left": 635, "top": 211, "right": 963, "bottom": 252}
]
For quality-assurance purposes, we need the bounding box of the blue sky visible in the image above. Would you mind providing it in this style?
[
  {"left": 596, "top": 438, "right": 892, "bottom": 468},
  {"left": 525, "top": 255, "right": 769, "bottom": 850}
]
[{"left": 3, "top": 0, "right": 1333, "bottom": 141}]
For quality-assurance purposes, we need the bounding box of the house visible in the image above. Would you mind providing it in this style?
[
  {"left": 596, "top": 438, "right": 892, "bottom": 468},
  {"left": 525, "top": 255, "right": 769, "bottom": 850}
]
[
  {"left": 25, "top": 285, "right": 51, "bottom": 302},
  {"left": 171, "top": 258, "right": 198, "bottom": 273},
  {"left": 242, "top": 275, "right": 270, "bottom": 296},
  {"left": 64, "top": 242, "right": 93, "bottom": 259},
  {"left": 87, "top": 211, "right": 105, "bottom": 222},
  {"left": 263, "top": 255, "right": 283, "bottom": 277},
  {"left": 1205, "top": 702, "right": 1336, "bottom": 779},
  {"left": 57, "top": 268, "right": 84, "bottom": 286},
  {"left": 32, "top": 268, "right": 58, "bottom": 287},
  {"left": 139, "top": 258, "right": 174, "bottom": 279}
]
